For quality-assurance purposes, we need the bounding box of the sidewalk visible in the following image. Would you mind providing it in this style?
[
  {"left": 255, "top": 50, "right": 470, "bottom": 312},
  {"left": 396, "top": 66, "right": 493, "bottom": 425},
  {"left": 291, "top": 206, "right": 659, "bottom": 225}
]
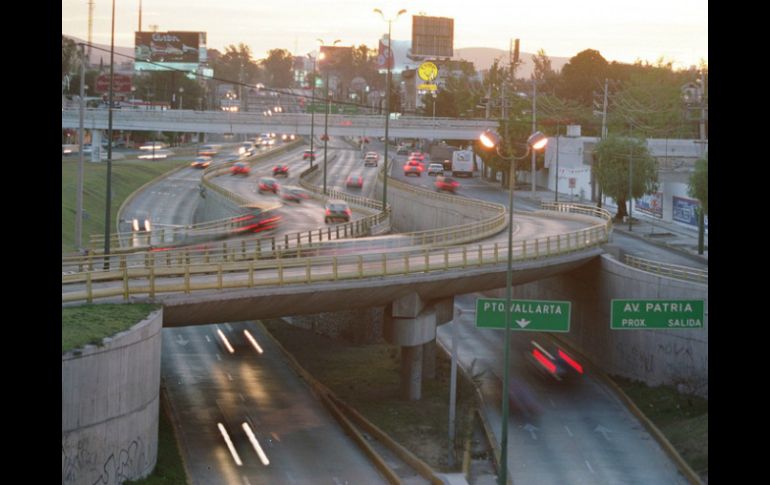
[{"left": 510, "top": 184, "right": 709, "bottom": 266}]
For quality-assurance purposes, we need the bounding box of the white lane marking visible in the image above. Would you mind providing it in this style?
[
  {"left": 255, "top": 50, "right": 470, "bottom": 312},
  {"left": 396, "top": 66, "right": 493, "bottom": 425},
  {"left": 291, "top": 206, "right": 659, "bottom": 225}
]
[
  {"left": 564, "top": 425, "right": 573, "bottom": 437},
  {"left": 227, "top": 373, "right": 233, "bottom": 381},
  {"left": 216, "top": 353, "right": 222, "bottom": 361},
  {"left": 585, "top": 460, "right": 595, "bottom": 474},
  {"left": 225, "top": 323, "right": 233, "bottom": 331},
  {"left": 205, "top": 335, "right": 211, "bottom": 343},
  {"left": 242, "top": 477, "right": 252, "bottom": 485}
]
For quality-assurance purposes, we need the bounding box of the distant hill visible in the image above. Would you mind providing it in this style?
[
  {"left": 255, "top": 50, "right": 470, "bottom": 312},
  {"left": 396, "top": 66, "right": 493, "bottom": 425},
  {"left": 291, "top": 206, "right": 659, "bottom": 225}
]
[
  {"left": 454, "top": 47, "right": 569, "bottom": 78},
  {"left": 65, "top": 35, "right": 135, "bottom": 68}
]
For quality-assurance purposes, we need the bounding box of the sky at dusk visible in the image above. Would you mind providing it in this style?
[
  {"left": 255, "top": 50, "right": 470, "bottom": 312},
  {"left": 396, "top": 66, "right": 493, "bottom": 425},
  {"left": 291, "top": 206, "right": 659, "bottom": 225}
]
[{"left": 62, "top": 0, "right": 708, "bottom": 69}]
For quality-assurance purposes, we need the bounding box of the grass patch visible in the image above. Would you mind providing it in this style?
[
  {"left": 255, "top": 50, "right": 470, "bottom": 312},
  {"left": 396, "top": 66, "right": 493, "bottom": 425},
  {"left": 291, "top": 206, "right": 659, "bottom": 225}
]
[
  {"left": 61, "top": 157, "right": 192, "bottom": 253},
  {"left": 125, "top": 396, "right": 188, "bottom": 484},
  {"left": 62, "top": 303, "right": 160, "bottom": 354},
  {"left": 262, "top": 319, "right": 477, "bottom": 470},
  {"left": 612, "top": 375, "right": 708, "bottom": 480}
]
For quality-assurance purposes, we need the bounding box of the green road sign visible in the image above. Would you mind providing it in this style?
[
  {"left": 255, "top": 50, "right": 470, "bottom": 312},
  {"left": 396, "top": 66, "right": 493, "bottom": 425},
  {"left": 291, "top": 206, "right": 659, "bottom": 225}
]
[
  {"left": 611, "top": 299, "right": 704, "bottom": 330},
  {"left": 475, "top": 298, "right": 571, "bottom": 332}
]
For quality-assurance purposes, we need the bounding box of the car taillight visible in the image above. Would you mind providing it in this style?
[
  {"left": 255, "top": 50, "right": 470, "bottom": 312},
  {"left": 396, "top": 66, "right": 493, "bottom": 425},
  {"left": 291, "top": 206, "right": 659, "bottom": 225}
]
[
  {"left": 558, "top": 349, "right": 583, "bottom": 374},
  {"left": 345, "top": 209, "right": 352, "bottom": 216},
  {"left": 532, "top": 349, "right": 557, "bottom": 374},
  {"left": 325, "top": 209, "right": 332, "bottom": 215}
]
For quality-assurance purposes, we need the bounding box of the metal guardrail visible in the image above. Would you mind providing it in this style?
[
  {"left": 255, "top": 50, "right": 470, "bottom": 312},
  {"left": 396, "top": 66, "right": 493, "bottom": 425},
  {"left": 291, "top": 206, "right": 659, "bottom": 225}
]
[
  {"left": 62, "top": 218, "right": 610, "bottom": 303},
  {"left": 624, "top": 254, "right": 708, "bottom": 284}
]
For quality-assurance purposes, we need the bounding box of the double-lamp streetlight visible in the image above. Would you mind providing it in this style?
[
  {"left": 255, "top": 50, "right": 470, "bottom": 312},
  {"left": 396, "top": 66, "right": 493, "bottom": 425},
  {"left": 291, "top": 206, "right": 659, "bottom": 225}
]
[
  {"left": 478, "top": 128, "right": 548, "bottom": 485},
  {"left": 317, "top": 39, "right": 340, "bottom": 194},
  {"left": 373, "top": 7, "right": 406, "bottom": 210}
]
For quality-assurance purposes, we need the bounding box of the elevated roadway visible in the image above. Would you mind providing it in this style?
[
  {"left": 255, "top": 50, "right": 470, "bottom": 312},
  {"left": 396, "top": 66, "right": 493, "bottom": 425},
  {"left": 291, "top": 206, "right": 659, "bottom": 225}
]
[{"left": 61, "top": 108, "right": 497, "bottom": 139}]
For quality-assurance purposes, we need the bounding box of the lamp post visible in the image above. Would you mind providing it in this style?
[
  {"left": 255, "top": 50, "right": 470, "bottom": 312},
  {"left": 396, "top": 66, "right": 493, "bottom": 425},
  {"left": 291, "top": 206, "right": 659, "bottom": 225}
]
[
  {"left": 318, "top": 39, "right": 341, "bottom": 195},
  {"left": 103, "top": 0, "right": 116, "bottom": 268},
  {"left": 178, "top": 86, "right": 184, "bottom": 110},
  {"left": 374, "top": 7, "right": 406, "bottom": 211},
  {"left": 478, "top": 129, "right": 548, "bottom": 485}
]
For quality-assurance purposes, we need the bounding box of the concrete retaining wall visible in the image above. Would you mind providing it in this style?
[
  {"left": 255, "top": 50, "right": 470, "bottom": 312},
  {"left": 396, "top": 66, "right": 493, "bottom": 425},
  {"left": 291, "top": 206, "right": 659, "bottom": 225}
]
[
  {"left": 193, "top": 182, "right": 240, "bottom": 224},
  {"left": 490, "top": 255, "right": 708, "bottom": 397},
  {"left": 62, "top": 310, "right": 163, "bottom": 485},
  {"left": 374, "top": 178, "right": 502, "bottom": 233}
]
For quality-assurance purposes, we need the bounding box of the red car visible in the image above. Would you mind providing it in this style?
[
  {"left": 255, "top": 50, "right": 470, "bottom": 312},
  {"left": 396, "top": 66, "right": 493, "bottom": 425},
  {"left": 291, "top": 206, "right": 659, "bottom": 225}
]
[
  {"left": 257, "top": 177, "right": 280, "bottom": 194},
  {"left": 303, "top": 150, "right": 316, "bottom": 161},
  {"left": 345, "top": 175, "right": 363, "bottom": 188},
  {"left": 273, "top": 164, "right": 289, "bottom": 177},
  {"left": 191, "top": 156, "right": 212, "bottom": 169},
  {"left": 403, "top": 159, "right": 424, "bottom": 176},
  {"left": 435, "top": 175, "right": 460, "bottom": 193},
  {"left": 231, "top": 162, "right": 250, "bottom": 176}
]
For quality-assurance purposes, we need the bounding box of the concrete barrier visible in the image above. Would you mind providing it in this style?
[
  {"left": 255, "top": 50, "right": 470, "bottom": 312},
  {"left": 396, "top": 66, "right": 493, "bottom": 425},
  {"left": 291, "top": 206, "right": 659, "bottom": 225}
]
[{"left": 62, "top": 309, "right": 163, "bottom": 485}]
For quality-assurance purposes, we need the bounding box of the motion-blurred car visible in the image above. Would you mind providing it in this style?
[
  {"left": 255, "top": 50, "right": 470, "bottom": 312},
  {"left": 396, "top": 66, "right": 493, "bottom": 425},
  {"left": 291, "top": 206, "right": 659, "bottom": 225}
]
[
  {"left": 273, "top": 164, "right": 290, "bottom": 177},
  {"left": 281, "top": 134, "right": 297, "bottom": 142},
  {"left": 397, "top": 145, "right": 409, "bottom": 155},
  {"left": 427, "top": 163, "right": 444, "bottom": 176},
  {"left": 345, "top": 175, "right": 364, "bottom": 188},
  {"left": 138, "top": 149, "right": 173, "bottom": 160},
  {"left": 364, "top": 152, "right": 379, "bottom": 167},
  {"left": 198, "top": 144, "right": 220, "bottom": 156},
  {"left": 302, "top": 150, "right": 316, "bottom": 161},
  {"left": 403, "top": 159, "right": 424, "bottom": 176},
  {"left": 241, "top": 141, "right": 256, "bottom": 156},
  {"left": 435, "top": 175, "right": 459, "bottom": 193},
  {"left": 139, "top": 141, "right": 168, "bottom": 151},
  {"left": 191, "top": 156, "right": 212, "bottom": 169},
  {"left": 279, "top": 186, "right": 310, "bottom": 203},
  {"left": 528, "top": 339, "right": 584, "bottom": 382},
  {"left": 409, "top": 151, "right": 425, "bottom": 161},
  {"left": 324, "top": 200, "right": 352, "bottom": 223},
  {"left": 231, "top": 162, "right": 250, "bottom": 176},
  {"left": 257, "top": 177, "right": 280, "bottom": 194}
]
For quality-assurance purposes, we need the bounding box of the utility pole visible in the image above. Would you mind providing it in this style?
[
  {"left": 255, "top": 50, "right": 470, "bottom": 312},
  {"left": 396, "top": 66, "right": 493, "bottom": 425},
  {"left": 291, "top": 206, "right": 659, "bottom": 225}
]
[
  {"left": 87, "top": 0, "right": 94, "bottom": 61},
  {"left": 76, "top": 43, "right": 86, "bottom": 251}
]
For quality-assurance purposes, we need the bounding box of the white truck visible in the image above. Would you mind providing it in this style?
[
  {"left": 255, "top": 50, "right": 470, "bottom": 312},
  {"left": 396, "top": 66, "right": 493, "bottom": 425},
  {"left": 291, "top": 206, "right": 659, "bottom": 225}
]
[{"left": 451, "top": 150, "right": 477, "bottom": 177}]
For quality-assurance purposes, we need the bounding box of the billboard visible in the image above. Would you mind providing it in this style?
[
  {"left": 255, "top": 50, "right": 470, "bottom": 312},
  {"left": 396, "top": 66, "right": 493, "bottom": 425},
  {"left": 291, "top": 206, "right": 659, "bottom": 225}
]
[
  {"left": 95, "top": 74, "right": 132, "bottom": 93},
  {"left": 134, "top": 31, "right": 205, "bottom": 72},
  {"left": 672, "top": 196, "right": 706, "bottom": 229},
  {"left": 411, "top": 16, "right": 454, "bottom": 58},
  {"left": 635, "top": 192, "right": 663, "bottom": 219}
]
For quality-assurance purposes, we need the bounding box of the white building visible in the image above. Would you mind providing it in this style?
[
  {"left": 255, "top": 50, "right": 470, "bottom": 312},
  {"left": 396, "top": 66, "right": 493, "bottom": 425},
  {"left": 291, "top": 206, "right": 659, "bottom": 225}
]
[{"left": 535, "top": 126, "right": 707, "bottom": 230}]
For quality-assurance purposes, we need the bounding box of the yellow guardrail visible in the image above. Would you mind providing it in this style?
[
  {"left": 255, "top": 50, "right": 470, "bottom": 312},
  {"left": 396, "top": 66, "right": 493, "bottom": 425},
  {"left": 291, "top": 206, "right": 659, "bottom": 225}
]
[
  {"left": 624, "top": 254, "right": 707, "bottom": 284},
  {"left": 62, "top": 204, "right": 610, "bottom": 303}
]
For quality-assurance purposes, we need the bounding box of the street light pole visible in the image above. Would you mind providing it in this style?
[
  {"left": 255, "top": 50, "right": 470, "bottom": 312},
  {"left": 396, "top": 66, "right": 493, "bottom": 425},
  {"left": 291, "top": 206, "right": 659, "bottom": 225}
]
[
  {"left": 374, "top": 8, "right": 406, "bottom": 211},
  {"left": 318, "top": 39, "right": 340, "bottom": 195},
  {"left": 103, "top": 0, "right": 116, "bottom": 268},
  {"left": 76, "top": 43, "right": 86, "bottom": 251},
  {"left": 479, "top": 129, "right": 547, "bottom": 485},
  {"left": 308, "top": 53, "right": 318, "bottom": 168}
]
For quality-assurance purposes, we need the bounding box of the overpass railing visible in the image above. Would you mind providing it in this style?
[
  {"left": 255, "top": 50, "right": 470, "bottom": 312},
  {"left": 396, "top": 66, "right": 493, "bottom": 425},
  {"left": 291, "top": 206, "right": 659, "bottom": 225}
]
[
  {"left": 62, "top": 202, "right": 611, "bottom": 303},
  {"left": 624, "top": 254, "right": 708, "bottom": 284}
]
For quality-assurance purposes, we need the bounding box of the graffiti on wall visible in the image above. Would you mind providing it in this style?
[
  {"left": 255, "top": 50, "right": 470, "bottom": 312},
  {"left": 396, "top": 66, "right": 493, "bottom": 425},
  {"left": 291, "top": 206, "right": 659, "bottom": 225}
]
[{"left": 62, "top": 435, "right": 148, "bottom": 485}]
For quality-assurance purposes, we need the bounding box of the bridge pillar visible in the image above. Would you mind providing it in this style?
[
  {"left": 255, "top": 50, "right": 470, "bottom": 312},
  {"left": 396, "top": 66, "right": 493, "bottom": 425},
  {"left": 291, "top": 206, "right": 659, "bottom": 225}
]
[
  {"left": 384, "top": 294, "right": 454, "bottom": 400},
  {"left": 91, "top": 130, "right": 103, "bottom": 162}
]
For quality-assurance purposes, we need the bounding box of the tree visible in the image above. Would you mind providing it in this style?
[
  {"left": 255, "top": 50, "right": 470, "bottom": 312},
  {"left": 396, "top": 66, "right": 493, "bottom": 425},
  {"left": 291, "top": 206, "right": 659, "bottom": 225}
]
[
  {"left": 62, "top": 36, "right": 80, "bottom": 83},
  {"left": 594, "top": 135, "right": 658, "bottom": 220},
  {"left": 261, "top": 48, "right": 294, "bottom": 88},
  {"left": 531, "top": 48, "right": 559, "bottom": 95},
  {"left": 558, "top": 49, "right": 609, "bottom": 106},
  {"left": 688, "top": 152, "right": 708, "bottom": 214},
  {"left": 213, "top": 44, "right": 261, "bottom": 85}
]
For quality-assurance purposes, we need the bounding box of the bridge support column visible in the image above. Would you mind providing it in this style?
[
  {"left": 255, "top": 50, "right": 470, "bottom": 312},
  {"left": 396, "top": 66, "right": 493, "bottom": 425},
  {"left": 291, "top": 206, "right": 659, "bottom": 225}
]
[
  {"left": 384, "top": 294, "right": 454, "bottom": 400},
  {"left": 91, "top": 129, "right": 103, "bottom": 162}
]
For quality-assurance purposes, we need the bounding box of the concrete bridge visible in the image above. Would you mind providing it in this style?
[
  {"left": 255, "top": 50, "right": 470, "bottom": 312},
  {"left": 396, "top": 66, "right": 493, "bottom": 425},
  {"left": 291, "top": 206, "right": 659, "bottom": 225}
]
[{"left": 61, "top": 108, "right": 498, "bottom": 139}]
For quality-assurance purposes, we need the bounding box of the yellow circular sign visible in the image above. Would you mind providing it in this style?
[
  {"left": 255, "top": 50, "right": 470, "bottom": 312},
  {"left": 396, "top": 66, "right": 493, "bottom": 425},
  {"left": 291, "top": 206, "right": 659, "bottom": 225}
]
[{"left": 418, "top": 62, "right": 438, "bottom": 81}]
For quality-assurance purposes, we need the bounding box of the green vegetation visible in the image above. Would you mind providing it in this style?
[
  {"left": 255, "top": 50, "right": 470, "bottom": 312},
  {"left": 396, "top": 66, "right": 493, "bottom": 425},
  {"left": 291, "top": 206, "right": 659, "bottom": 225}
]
[
  {"left": 61, "top": 303, "right": 159, "bottom": 354},
  {"left": 61, "top": 157, "right": 191, "bottom": 253},
  {"left": 612, "top": 375, "right": 708, "bottom": 481},
  {"left": 261, "top": 319, "right": 477, "bottom": 470},
  {"left": 125, "top": 400, "right": 188, "bottom": 484}
]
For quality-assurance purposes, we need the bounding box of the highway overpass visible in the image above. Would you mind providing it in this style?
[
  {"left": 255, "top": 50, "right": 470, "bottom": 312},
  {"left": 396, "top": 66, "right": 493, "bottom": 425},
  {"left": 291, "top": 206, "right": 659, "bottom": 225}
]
[{"left": 61, "top": 108, "right": 498, "bottom": 139}]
